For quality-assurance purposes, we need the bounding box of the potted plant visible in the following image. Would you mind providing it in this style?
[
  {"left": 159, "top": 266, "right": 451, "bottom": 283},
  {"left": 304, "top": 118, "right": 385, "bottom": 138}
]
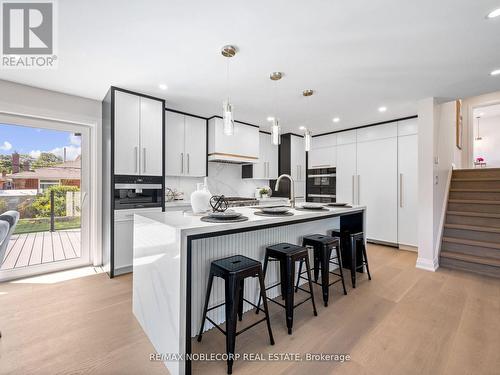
[{"left": 259, "top": 187, "right": 270, "bottom": 199}]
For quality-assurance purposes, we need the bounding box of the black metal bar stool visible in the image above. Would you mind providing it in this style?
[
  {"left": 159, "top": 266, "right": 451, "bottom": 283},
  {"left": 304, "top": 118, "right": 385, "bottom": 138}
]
[
  {"left": 331, "top": 230, "right": 372, "bottom": 288},
  {"left": 197, "top": 255, "right": 274, "bottom": 374},
  {"left": 296, "top": 234, "right": 347, "bottom": 307},
  {"left": 256, "top": 243, "right": 317, "bottom": 335}
]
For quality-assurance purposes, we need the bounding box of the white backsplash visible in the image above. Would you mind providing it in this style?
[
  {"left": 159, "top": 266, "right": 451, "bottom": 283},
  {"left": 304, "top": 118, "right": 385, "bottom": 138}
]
[{"left": 165, "top": 163, "right": 270, "bottom": 200}]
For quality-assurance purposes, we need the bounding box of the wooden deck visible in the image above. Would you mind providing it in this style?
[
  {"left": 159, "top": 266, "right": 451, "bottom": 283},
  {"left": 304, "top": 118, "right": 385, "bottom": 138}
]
[{"left": 0, "top": 230, "right": 81, "bottom": 270}]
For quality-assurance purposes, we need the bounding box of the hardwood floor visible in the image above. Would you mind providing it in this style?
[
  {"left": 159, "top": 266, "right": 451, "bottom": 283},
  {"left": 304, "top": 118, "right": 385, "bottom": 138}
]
[{"left": 1, "top": 244, "right": 499, "bottom": 375}]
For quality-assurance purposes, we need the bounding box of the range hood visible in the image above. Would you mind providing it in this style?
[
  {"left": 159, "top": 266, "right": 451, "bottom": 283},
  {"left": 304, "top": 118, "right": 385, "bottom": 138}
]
[
  {"left": 208, "top": 117, "right": 260, "bottom": 164},
  {"left": 208, "top": 152, "right": 258, "bottom": 164}
]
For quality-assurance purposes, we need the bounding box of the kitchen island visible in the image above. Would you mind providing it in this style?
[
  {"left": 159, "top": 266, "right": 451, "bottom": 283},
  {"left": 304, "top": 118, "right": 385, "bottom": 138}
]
[{"left": 132, "top": 205, "right": 366, "bottom": 375}]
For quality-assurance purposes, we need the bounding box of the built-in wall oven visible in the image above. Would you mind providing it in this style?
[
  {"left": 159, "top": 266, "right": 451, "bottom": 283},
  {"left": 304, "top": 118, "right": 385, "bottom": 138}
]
[
  {"left": 307, "top": 167, "right": 336, "bottom": 203},
  {"left": 114, "top": 175, "right": 163, "bottom": 210}
]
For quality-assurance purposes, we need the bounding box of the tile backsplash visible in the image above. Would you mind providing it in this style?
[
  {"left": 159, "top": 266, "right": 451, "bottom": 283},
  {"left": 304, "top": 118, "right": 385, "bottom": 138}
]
[{"left": 165, "top": 163, "right": 270, "bottom": 200}]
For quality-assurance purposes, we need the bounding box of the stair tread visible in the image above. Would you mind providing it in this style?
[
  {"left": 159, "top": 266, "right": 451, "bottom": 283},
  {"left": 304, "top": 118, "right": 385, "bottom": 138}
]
[
  {"left": 444, "top": 223, "right": 500, "bottom": 233},
  {"left": 450, "top": 189, "right": 500, "bottom": 192},
  {"left": 453, "top": 168, "right": 500, "bottom": 172},
  {"left": 448, "top": 199, "right": 500, "bottom": 205},
  {"left": 452, "top": 177, "right": 500, "bottom": 182},
  {"left": 442, "top": 236, "right": 500, "bottom": 250},
  {"left": 440, "top": 251, "right": 500, "bottom": 267},
  {"left": 447, "top": 211, "right": 500, "bottom": 218}
]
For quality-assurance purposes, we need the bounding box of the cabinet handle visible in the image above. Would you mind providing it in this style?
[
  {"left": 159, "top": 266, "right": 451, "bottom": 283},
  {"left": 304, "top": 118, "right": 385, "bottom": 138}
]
[
  {"left": 187, "top": 153, "right": 190, "bottom": 174},
  {"left": 352, "top": 175, "right": 355, "bottom": 204},
  {"left": 400, "top": 173, "right": 403, "bottom": 208},
  {"left": 143, "top": 148, "right": 146, "bottom": 174},
  {"left": 357, "top": 175, "right": 360, "bottom": 204},
  {"left": 134, "top": 146, "right": 139, "bottom": 173},
  {"left": 267, "top": 162, "right": 269, "bottom": 178},
  {"left": 181, "top": 153, "right": 184, "bottom": 174}
]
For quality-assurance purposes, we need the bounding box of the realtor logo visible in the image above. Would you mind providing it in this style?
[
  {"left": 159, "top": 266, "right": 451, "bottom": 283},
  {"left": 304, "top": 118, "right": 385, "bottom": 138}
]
[{"left": 1, "top": 1, "right": 57, "bottom": 68}]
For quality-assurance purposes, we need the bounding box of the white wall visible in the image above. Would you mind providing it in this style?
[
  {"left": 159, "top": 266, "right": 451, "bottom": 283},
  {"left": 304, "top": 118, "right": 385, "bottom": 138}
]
[
  {"left": 0, "top": 79, "right": 102, "bottom": 265},
  {"left": 473, "top": 115, "right": 500, "bottom": 167},
  {"left": 165, "top": 163, "right": 269, "bottom": 200},
  {"left": 417, "top": 98, "right": 460, "bottom": 272}
]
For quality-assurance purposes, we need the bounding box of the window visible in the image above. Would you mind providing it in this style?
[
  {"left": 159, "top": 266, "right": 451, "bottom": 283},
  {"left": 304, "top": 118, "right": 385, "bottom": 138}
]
[{"left": 39, "top": 179, "right": 59, "bottom": 192}]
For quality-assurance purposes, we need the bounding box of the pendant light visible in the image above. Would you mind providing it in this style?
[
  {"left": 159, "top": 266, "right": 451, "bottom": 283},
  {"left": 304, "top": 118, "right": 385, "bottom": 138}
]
[
  {"left": 269, "top": 72, "right": 283, "bottom": 145},
  {"left": 475, "top": 116, "right": 483, "bottom": 141},
  {"left": 221, "top": 45, "right": 237, "bottom": 135},
  {"left": 302, "top": 89, "right": 314, "bottom": 151}
]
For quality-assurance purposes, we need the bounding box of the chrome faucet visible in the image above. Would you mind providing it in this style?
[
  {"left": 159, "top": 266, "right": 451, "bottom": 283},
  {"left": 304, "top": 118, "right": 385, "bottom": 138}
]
[{"left": 275, "top": 174, "right": 295, "bottom": 208}]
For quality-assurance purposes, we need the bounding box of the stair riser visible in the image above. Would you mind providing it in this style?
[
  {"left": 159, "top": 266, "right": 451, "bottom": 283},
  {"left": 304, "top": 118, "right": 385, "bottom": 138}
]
[
  {"left": 440, "top": 257, "right": 500, "bottom": 278},
  {"left": 446, "top": 214, "right": 500, "bottom": 228},
  {"left": 447, "top": 202, "right": 500, "bottom": 214},
  {"left": 449, "top": 191, "right": 500, "bottom": 201},
  {"left": 451, "top": 180, "right": 500, "bottom": 189},
  {"left": 453, "top": 170, "right": 500, "bottom": 179},
  {"left": 444, "top": 227, "right": 500, "bottom": 243},
  {"left": 442, "top": 241, "right": 500, "bottom": 260}
]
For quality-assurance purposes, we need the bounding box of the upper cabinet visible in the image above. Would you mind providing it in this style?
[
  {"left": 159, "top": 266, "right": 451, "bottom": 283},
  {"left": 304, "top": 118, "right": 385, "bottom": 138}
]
[
  {"left": 165, "top": 111, "right": 207, "bottom": 177},
  {"left": 208, "top": 118, "right": 259, "bottom": 163},
  {"left": 114, "top": 90, "right": 164, "bottom": 176},
  {"left": 243, "top": 132, "right": 278, "bottom": 179},
  {"left": 308, "top": 134, "right": 337, "bottom": 169}
]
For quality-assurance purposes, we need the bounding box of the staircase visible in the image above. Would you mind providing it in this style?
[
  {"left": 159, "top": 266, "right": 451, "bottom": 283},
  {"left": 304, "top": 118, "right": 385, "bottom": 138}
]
[{"left": 440, "top": 168, "right": 500, "bottom": 278}]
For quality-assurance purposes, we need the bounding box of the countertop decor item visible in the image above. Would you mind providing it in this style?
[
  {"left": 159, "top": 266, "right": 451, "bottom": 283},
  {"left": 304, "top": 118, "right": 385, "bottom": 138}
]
[
  {"left": 208, "top": 210, "right": 242, "bottom": 219},
  {"left": 210, "top": 195, "right": 229, "bottom": 212},
  {"left": 190, "top": 180, "right": 211, "bottom": 214},
  {"left": 200, "top": 215, "right": 249, "bottom": 223},
  {"left": 254, "top": 211, "right": 294, "bottom": 217}
]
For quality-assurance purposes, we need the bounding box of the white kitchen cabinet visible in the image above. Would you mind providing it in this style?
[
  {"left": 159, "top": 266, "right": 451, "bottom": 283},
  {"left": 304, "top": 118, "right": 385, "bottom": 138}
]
[
  {"left": 114, "top": 207, "right": 162, "bottom": 275},
  {"left": 165, "top": 111, "right": 207, "bottom": 177},
  {"left": 308, "top": 146, "right": 336, "bottom": 169},
  {"left": 397, "top": 124, "right": 418, "bottom": 247},
  {"left": 336, "top": 142, "right": 357, "bottom": 204},
  {"left": 139, "top": 97, "right": 163, "bottom": 176},
  {"left": 184, "top": 116, "right": 207, "bottom": 177},
  {"left": 247, "top": 132, "right": 278, "bottom": 179},
  {"left": 114, "top": 91, "right": 140, "bottom": 175},
  {"left": 357, "top": 136, "right": 398, "bottom": 244},
  {"left": 114, "top": 91, "right": 163, "bottom": 176}
]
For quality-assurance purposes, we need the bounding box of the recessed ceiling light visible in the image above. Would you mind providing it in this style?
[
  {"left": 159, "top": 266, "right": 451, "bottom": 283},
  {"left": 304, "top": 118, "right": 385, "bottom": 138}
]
[
  {"left": 267, "top": 116, "right": 275, "bottom": 122},
  {"left": 333, "top": 117, "right": 340, "bottom": 123},
  {"left": 378, "top": 106, "right": 387, "bottom": 113},
  {"left": 490, "top": 69, "right": 500, "bottom": 76},
  {"left": 299, "top": 126, "right": 306, "bottom": 130},
  {"left": 158, "top": 83, "right": 168, "bottom": 90},
  {"left": 487, "top": 8, "right": 500, "bottom": 18}
]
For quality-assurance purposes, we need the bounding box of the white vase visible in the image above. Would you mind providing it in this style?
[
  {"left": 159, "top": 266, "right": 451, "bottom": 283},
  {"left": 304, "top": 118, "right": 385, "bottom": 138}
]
[{"left": 191, "top": 182, "right": 211, "bottom": 213}]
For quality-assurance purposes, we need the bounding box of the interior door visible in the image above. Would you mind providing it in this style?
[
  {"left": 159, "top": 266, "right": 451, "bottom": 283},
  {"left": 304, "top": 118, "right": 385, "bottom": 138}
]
[
  {"left": 184, "top": 115, "right": 207, "bottom": 177},
  {"left": 114, "top": 91, "right": 140, "bottom": 175},
  {"left": 165, "top": 111, "right": 185, "bottom": 176},
  {"left": 357, "top": 137, "right": 398, "bottom": 243},
  {"left": 139, "top": 97, "right": 163, "bottom": 176},
  {"left": 336, "top": 143, "right": 357, "bottom": 204},
  {"left": 398, "top": 134, "right": 418, "bottom": 246}
]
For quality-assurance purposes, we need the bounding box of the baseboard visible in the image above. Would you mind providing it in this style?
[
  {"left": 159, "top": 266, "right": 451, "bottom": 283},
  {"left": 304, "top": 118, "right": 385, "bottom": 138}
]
[
  {"left": 114, "top": 265, "right": 132, "bottom": 276},
  {"left": 399, "top": 244, "right": 418, "bottom": 252},
  {"left": 416, "top": 256, "right": 439, "bottom": 272},
  {"left": 367, "top": 239, "right": 399, "bottom": 248}
]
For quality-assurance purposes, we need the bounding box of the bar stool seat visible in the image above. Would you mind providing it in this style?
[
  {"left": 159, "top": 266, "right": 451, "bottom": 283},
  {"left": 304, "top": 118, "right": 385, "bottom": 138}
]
[
  {"left": 331, "top": 230, "right": 372, "bottom": 288},
  {"left": 297, "top": 234, "right": 348, "bottom": 307},
  {"left": 197, "top": 255, "right": 274, "bottom": 374}
]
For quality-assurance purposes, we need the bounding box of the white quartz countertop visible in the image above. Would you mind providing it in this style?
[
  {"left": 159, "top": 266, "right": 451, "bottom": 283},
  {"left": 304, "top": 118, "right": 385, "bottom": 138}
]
[{"left": 136, "top": 205, "right": 365, "bottom": 237}]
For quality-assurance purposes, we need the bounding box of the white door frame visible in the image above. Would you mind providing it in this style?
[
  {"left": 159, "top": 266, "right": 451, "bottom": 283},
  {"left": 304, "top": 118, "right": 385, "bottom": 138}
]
[{"left": 0, "top": 111, "right": 99, "bottom": 281}]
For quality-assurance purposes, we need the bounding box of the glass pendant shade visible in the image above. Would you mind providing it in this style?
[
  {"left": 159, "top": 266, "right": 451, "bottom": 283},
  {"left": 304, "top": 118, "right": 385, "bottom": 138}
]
[
  {"left": 222, "top": 100, "right": 234, "bottom": 136},
  {"left": 271, "top": 118, "right": 281, "bottom": 145},
  {"left": 304, "top": 129, "right": 312, "bottom": 152}
]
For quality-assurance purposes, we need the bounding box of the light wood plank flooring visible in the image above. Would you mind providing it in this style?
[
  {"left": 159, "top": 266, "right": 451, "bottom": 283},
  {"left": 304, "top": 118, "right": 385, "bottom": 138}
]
[
  {"left": 1, "top": 244, "right": 499, "bottom": 375},
  {"left": 0, "top": 230, "right": 81, "bottom": 270}
]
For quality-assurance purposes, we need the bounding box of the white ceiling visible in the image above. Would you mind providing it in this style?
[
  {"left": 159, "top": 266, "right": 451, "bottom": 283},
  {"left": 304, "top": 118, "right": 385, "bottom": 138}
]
[{"left": 1, "top": 0, "right": 500, "bottom": 134}]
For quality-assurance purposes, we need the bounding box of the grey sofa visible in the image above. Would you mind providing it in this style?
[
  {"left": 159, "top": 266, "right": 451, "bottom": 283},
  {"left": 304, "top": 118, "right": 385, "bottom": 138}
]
[{"left": 0, "top": 210, "right": 19, "bottom": 264}]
